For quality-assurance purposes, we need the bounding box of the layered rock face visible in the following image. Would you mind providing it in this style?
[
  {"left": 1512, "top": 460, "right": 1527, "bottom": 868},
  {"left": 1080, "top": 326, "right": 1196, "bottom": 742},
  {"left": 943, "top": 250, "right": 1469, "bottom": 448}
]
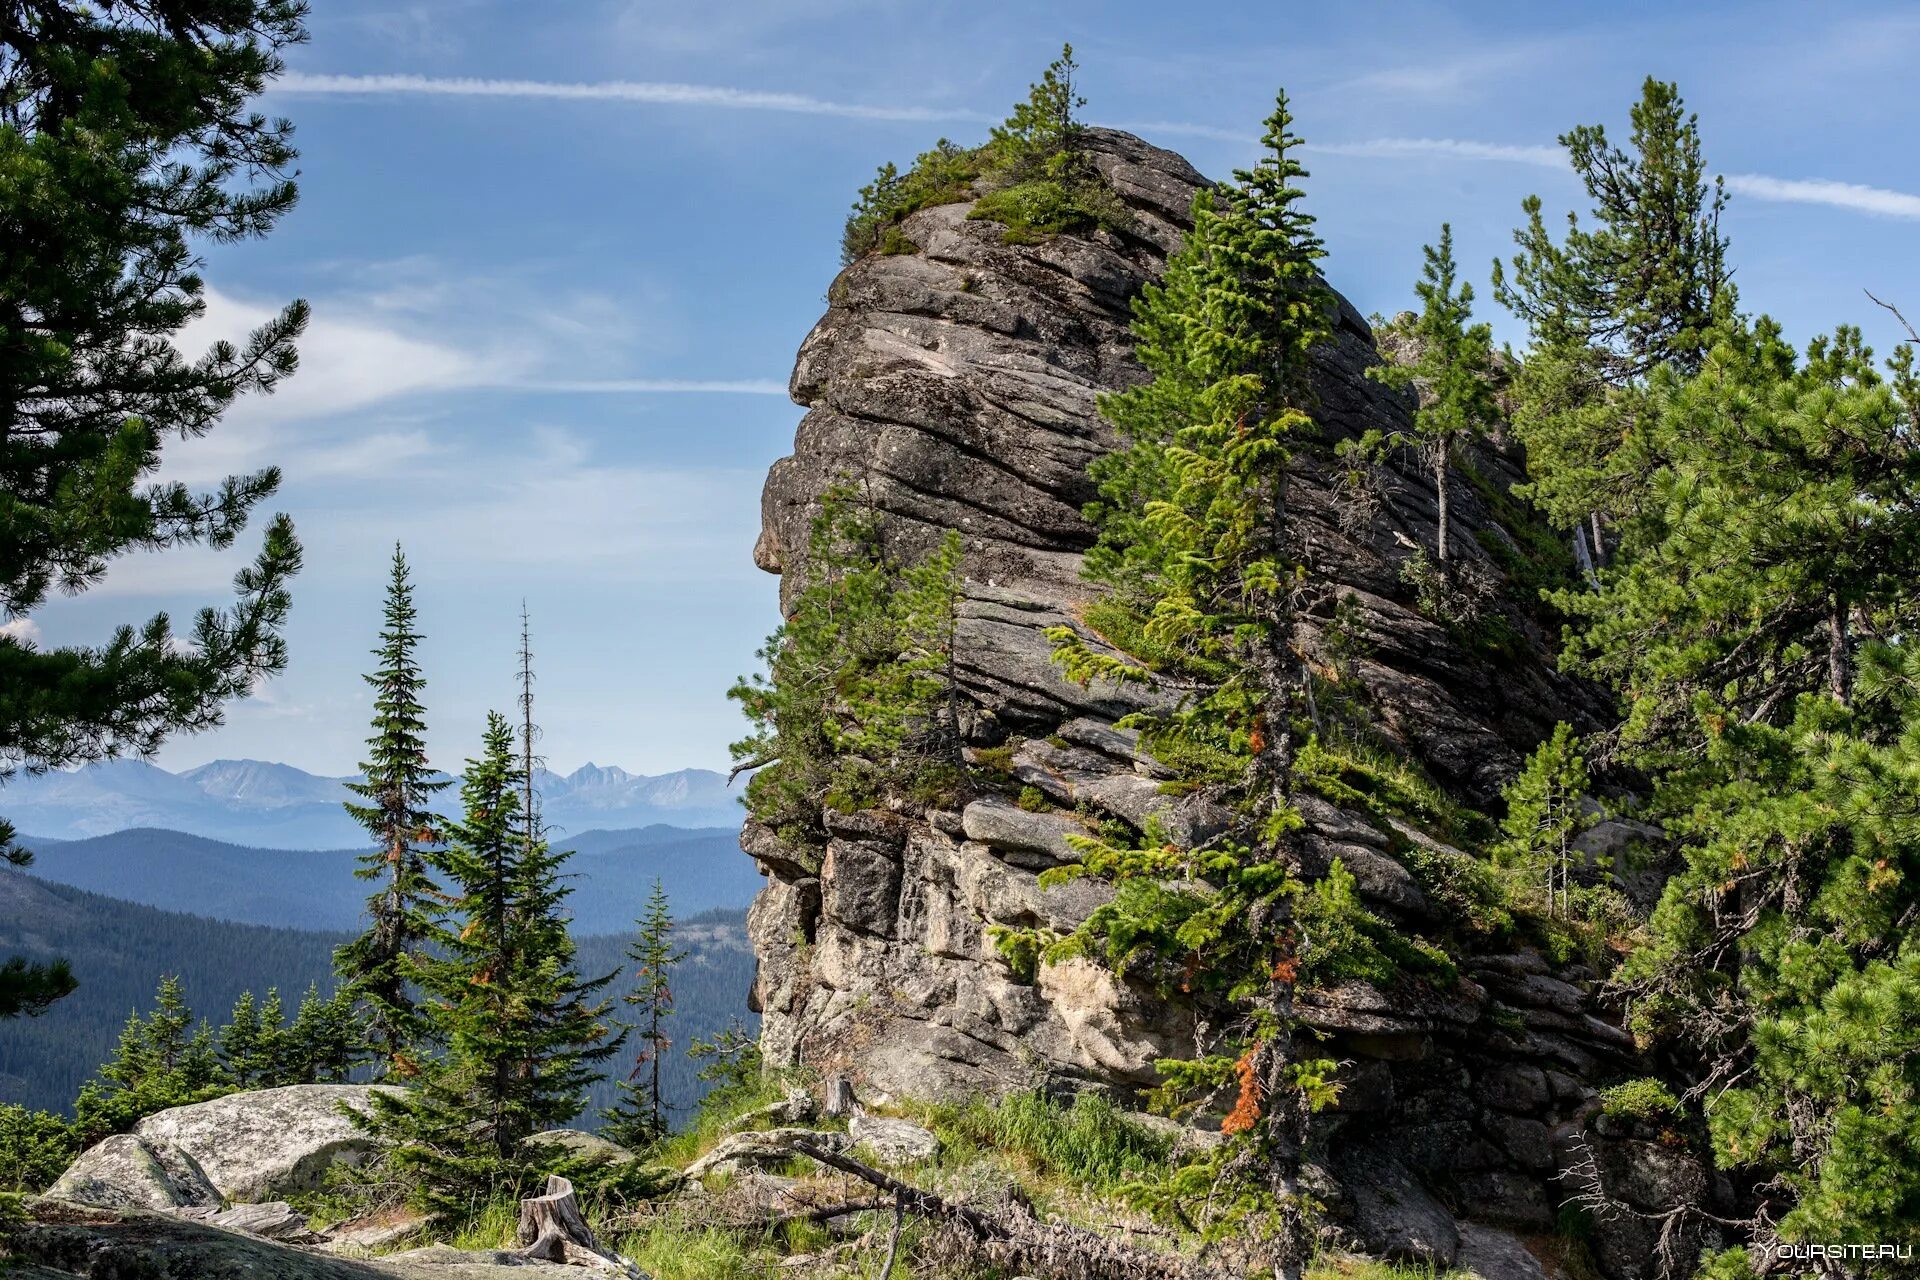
[{"left": 744, "top": 130, "right": 1706, "bottom": 1271}]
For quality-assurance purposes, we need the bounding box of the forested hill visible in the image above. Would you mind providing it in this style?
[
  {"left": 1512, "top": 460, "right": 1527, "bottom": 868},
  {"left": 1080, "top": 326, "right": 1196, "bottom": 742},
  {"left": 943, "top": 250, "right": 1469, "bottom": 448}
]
[
  {"left": 16, "top": 826, "right": 761, "bottom": 933},
  {"left": 0, "top": 869, "right": 755, "bottom": 1122}
]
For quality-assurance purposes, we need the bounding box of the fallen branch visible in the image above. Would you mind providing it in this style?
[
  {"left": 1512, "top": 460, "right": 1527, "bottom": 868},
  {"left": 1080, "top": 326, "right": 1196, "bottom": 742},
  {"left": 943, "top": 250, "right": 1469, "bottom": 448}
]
[{"left": 786, "top": 1139, "right": 1232, "bottom": 1280}]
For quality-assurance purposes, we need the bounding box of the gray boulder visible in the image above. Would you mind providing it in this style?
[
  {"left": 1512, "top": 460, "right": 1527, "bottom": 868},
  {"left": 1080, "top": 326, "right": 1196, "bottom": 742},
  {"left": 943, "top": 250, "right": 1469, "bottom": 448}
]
[
  {"left": 134, "top": 1083, "right": 397, "bottom": 1201},
  {"left": 1456, "top": 1223, "right": 1548, "bottom": 1280},
  {"left": 848, "top": 1114, "right": 942, "bottom": 1165},
  {"left": 961, "top": 797, "right": 1087, "bottom": 868},
  {"left": 519, "top": 1128, "right": 636, "bottom": 1169},
  {"left": 47, "top": 1133, "right": 222, "bottom": 1212},
  {"left": 1332, "top": 1147, "right": 1460, "bottom": 1267}
]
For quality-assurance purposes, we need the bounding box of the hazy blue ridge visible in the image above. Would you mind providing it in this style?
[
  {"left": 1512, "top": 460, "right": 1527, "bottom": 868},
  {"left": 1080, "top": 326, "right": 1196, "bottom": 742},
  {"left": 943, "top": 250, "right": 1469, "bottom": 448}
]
[
  {"left": 1, "top": 758, "right": 744, "bottom": 847},
  {"left": 0, "top": 868, "right": 757, "bottom": 1125}
]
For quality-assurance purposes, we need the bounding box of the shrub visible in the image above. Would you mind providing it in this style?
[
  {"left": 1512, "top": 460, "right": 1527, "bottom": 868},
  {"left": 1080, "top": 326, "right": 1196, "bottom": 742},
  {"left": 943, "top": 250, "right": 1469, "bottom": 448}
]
[
  {"left": 1598, "top": 1077, "right": 1679, "bottom": 1121},
  {"left": 0, "top": 1106, "right": 77, "bottom": 1193}
]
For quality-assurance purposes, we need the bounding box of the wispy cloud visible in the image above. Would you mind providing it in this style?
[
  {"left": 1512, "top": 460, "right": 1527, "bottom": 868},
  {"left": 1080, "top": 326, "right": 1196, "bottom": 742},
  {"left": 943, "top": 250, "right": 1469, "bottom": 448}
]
[
  {"left": 276, "top": 72, "right": 988, "bottom": 124},
  {"left": 1304, "top": 137, "right": 1565, "bottom": 167},
  {"left": 506, "top": 378, "right": 788, "bottom": 395},
  {"left": 1724, "top": 173, "right": 1920, "bottom": 221},
  {"left": 0, "top": 617, "right": 40, "bottom": 644}
]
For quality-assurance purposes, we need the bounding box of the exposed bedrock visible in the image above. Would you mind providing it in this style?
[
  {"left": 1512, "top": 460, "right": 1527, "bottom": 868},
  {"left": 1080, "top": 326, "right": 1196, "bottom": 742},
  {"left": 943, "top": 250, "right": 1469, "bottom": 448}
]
[{"left": 743, "top": 129, "right": 1687, "bottom": 1275}]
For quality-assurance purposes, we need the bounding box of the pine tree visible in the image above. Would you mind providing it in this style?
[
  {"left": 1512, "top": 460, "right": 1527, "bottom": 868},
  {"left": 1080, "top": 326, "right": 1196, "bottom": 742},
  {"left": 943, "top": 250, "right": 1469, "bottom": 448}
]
[
  {"left": 1492, "top": 78, "right": 1733, "bottom": 553},
  {"left": 218, "top": 990, "right": 276, "bottom": 1088},
  {"left": 336, "top": 546, "right": 448, "bottom": 1074},
  {"left": 74, "top": 976, "right": 225, "bottom": 1141},
  {"left": 364, "top": 712, "right": 619, "bottom": 1219},
  {"left": 1495, "top": 723, "right": 1592, "bottom": 920},
  {"left": 0, "top": 0, "right": 309, "bottom": 1022},
  {"left": 1368, "top": 224, "right": 1500, "bottom": 564},
  {"left": 604, "top": 880, "right": 686, "bottom": 1149}
]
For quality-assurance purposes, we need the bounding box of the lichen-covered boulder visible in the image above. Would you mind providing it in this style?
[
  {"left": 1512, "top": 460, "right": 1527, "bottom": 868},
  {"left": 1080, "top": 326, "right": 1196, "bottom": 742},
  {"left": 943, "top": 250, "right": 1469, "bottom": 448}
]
[
  {"left": 47, "top": 1133, "right": 222, "bottom": 1212},
  {"left": 848, "top": 1115, "right": 941, "bottom": 1165},
  {"left": 133, "top": 1083, "right": 398, "bottom": 1201}
]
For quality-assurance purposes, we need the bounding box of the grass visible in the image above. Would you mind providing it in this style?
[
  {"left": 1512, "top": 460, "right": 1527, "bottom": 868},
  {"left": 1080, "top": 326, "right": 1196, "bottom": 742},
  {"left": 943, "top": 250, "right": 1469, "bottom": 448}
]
[
  {"left": 1307, "top": 1256, "right": 1472, "bottom": 1280},
  {"left": 916, "top": 1090, "right": 1172, "bottom": 1193}
]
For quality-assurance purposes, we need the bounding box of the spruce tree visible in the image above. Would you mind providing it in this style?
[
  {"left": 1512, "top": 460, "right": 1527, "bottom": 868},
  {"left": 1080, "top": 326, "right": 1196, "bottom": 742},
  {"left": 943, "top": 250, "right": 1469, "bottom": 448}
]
[
  {"left": 1369, "top": 224, "right": 1499, "bottom": 564},
  {"left": 336, "top": 546, "right": 448, "bottom": 1074},
  {"left": 1043, "top": 91, "right": 1342, "bottom": 1276},
  {"left": 0, "top": 0, "right": 310, "bottom": 1022},
  {"left": 364, "top": 712, "right": 619, "bottom": 1219},
  {"left": 279, "top": 984, "right": 359, "bottom": 1084},
  {"left": 218, "top": 990, "right": 277, "bottom": 1088},
  {"left": 73, "top": 976, "right": 224, "bottom": 1141},
  {"left": 604, "top": 879, "right": 686, "bottom": 1149}
]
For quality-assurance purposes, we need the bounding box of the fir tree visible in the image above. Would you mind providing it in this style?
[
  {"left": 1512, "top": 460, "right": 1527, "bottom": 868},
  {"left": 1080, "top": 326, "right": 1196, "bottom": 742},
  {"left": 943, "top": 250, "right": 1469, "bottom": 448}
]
[
  {"left": 1368, "top": 224, "right": 1500, "bottom": 564},
  {"left": 0, "top": 0, "right": 310, "bottom": 1022},
  {"left": 604, "top": 879, "right": 686, "bottom": 1149},
  {"left": 336, "top": 546, "right": 448, "bottom": 1074},
  {"left": 280, "top": 984, "right": 360, "bottom": 1085},
  {"left": 1495, "top": 723, "right": 1593, "bottom": 920},
  {"left": 73, "top": 976, "right": 224, "bottom": 1142},
  {"left": 218, "top": 990, "right": 277, "bottom": 1088},
  {"left": 364, "top": 713, "right": 619, "bottom": 1220},
  {"left": 1042, "top": 91, "right": 1342, "bottom": 1276}
]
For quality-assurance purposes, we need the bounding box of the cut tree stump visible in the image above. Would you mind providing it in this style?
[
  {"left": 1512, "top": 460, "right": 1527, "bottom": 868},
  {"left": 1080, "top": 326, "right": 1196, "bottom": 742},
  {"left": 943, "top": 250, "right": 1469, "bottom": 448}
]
[{"left": 515, "top": 1175, "right": 636, "bottom": 1274}]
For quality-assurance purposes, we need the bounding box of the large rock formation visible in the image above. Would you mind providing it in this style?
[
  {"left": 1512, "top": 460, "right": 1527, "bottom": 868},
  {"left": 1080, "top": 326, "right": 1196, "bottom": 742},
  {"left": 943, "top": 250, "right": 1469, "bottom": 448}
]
[{"left": 742, "top": 129, "right": 1708, "bottom": 1274}]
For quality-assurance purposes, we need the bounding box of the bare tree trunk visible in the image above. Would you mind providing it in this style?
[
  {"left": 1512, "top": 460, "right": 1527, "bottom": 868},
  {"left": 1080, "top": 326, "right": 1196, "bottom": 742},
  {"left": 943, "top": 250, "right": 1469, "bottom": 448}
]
[
  {"left": 1827, "top": 595, "right": 1851, "bottom": 704},
  {"left": 1433, "top": 449, "right": 1449, "bottom": 564},
  {"left": 1589, "top": 510, "right": 1608, "bottom": 569}
]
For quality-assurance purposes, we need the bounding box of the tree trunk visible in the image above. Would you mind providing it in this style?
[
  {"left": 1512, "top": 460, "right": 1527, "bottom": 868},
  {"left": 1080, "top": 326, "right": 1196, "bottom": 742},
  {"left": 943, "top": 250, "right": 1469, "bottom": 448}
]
[
  {"left": 1434, "top": 449, "right": 1449, "bottom": 563},
  {"left": 1827, "top": 595, "right": 1851, "bottom": 704},
  {"left": 1589, "top": 510, "right": 1607, "bottom": 569}
]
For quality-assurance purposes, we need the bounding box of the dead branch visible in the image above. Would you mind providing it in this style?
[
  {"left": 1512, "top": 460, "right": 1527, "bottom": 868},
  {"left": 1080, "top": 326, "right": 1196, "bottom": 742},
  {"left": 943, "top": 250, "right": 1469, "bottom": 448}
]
[{"left": 786, "top": 1139, "right": 1232, "bottom": 1280}]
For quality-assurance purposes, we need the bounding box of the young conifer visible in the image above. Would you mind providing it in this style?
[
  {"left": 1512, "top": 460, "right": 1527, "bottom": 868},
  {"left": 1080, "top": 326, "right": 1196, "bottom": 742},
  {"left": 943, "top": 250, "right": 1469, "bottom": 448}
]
[
  {"left": 1369, "top": 224, "right": 1499, "bottom": 564},
  {"left": 364, "top": 712, "right": 618, "bottom": 1218},
  {"left": 336, "top": 546, "right": 448, "bottom": 1075},
  {"left": 603, "top": 879, "right": 686, "bottom": 1149}
]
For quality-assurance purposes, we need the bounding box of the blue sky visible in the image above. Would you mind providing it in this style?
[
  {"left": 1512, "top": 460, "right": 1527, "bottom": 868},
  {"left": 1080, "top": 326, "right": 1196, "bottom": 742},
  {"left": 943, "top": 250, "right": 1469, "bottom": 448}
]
[{"left": 18, "top": 0, "right": 1920, "bottom": 778}]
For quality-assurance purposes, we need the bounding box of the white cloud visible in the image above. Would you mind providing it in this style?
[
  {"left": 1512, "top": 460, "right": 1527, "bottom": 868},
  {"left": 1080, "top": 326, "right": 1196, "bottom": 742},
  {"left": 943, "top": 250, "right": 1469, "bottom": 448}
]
[
  {"left": 0, "top": 617, "right": 40, "bottom": 643},
  {"left": 509, "top": 378, "right": 788, "bottom": 395},
  {"left": 1304, "top": 137, "right": 1566, "bottom": 168},
  {"left": 1724, "top": 173, "right": 1920, "bottom": 221},
  {"left": 275, "top": 72, "right": 990, "bottom": 124}
]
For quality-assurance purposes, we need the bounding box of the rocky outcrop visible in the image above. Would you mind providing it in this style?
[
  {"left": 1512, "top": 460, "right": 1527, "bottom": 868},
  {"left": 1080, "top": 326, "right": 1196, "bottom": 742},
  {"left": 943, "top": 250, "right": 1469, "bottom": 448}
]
[
  {"left": 131, "top": 1084, "right": 396, "bottom": 1201},
  {"left": 743, "top": 128, "right": 1653, "bottom": 1274}
]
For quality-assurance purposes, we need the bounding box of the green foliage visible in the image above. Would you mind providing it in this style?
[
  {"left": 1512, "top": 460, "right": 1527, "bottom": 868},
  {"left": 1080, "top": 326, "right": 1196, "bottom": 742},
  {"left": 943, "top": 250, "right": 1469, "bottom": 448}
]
[
  {"left": 1493, "top": 77, "right": 1733, "bottom": 536},
  {"left": 1295, "top": 859, "right": 1456, "bottom": 986},
  {"left": 336, "top": 547, "right": 448, "bottom": 1071},
  {"left": 1367, "top": 225, "right": 1499, "bottom": 565},
  {"left": 840, "top": 46, "right": 1124, "bottom": 263},
  {"left": 730, "top": 484, "right": 964, "bottom": 853},
  {"left": 1597, "top": 1077, "right": 1679, "bottom": 1122},
  {"left": 363, "top": 713, "right": 619, "bottom": 1222},
  {"left": 921, "top": 1090, "right": 1172, "bottom": 1191},
  {"left": 71, "top": 976, "right": 225, "bottom": 1142},
  {"left": 604, "top": 880, "right": 687, "bottom": 1150},
  {"left": 0, "top": 0, "right": 311, "bottom": 1021},
  {"left": 1495, "top": 723, "right": 1593, "bottom": 921},
  {"left": 0, "top": 1104, "right": 77, "bottom": 1193}
]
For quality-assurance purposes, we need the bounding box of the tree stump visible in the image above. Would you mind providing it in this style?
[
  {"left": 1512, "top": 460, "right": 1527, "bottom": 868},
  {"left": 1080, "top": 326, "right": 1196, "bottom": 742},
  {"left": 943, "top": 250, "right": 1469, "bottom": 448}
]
[
  {"left": 823, "top": 1074, "right": 858, "bottom": 1119},
  {"left": 516, "top": 1174, "right": 628, "bottom": 1271}
]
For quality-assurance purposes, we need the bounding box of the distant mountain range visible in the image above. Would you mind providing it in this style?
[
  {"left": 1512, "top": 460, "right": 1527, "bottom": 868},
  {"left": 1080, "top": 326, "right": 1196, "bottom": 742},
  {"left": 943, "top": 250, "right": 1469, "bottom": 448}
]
[
  {"left": 0, "top": 758, "right": 743, "bottom": 847},
  {"left": 15, "top": 825, "right": 761, "bottom": 934}
]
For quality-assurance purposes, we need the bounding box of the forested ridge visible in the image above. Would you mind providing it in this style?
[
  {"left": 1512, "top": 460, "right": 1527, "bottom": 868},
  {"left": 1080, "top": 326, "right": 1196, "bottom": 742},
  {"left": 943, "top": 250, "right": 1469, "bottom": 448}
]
[{"left": 0, "top": 868, "right": 754, "bottom": 1123}]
